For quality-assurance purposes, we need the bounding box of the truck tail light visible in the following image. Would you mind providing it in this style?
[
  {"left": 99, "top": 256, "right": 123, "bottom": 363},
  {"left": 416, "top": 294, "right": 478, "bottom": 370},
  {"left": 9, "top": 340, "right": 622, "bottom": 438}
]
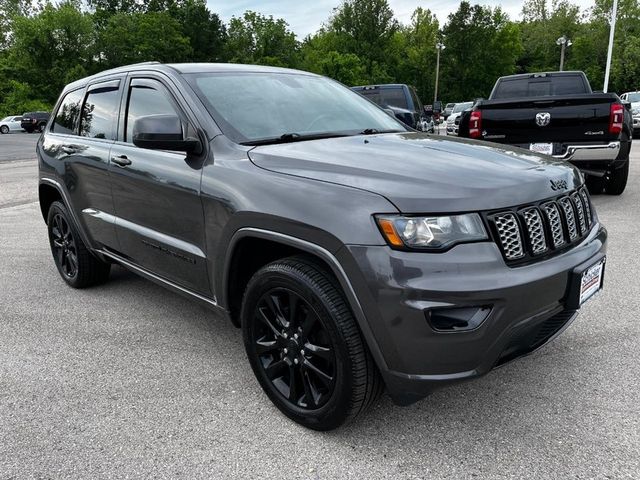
[
  {"left": 469, "top": 110, "right": 482, "bottom": 139},
  {"left": 609, "top": 103, "right": 623, "bottom": 134}
]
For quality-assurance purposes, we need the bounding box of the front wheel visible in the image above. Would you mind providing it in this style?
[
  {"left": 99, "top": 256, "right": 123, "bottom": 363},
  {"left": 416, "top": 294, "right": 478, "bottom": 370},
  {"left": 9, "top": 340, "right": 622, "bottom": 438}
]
[
  {"left": 241, "top": 256, "right": 383, "bottom": 430},
  {"left": 605, "top": 161, "right": 629, "bottom": 195},
  {"left": 0, "top": 125, "right": 8, "bottom": 134}
]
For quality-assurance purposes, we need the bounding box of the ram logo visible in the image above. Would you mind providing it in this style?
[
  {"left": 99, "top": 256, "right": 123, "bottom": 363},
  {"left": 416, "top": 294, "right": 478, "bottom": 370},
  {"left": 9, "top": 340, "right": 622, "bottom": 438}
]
[{"left": 535, "top": 112, "right": 551, "bottom": 127}]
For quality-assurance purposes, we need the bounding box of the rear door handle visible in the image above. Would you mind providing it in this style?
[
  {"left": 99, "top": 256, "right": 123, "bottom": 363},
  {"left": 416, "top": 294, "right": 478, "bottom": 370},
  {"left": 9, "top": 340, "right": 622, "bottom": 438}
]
[
  {"left": 111, "top": 155, "right": 132, "bottom": 167},
  {"left": 61, "top": 145, "right": 77, "bottom": 154}
]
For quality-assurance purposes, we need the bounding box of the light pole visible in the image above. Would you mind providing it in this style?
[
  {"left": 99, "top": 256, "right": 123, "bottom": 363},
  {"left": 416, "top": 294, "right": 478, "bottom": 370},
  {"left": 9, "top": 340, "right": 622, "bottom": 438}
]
[
  {"left": 603, "top": 0, "right": 618, "bottom": 92},
  {"left": 556, "top": 36, "right": 572, "bottom": 71},
  {"left": 434, "top": 42, "right": 445, "bottom": 105}
]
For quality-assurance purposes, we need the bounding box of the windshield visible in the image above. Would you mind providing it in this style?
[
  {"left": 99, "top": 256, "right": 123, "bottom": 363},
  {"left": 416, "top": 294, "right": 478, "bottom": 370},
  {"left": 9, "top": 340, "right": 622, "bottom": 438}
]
[
  {"left": 186, "top": 72, "right": 406, "bottom": 144},
  {"left": 628, "top": 93, "right": 640, "bottom": 102},
  {"left": 453, "top": 102, "right": 473, "bottom": 113},
  {"left": 1, "top": 116, "right": 11, "bottom": 122}
]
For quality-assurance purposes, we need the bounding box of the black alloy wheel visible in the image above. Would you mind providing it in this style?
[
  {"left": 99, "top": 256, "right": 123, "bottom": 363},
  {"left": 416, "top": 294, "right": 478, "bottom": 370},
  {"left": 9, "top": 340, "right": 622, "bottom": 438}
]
[
  {"left": 47, "top": 201, "right": 111, "bottom": 288},
  {"left": 50, "top": 213, "right": 78, "bottom": 279},
  {"left": 241, "top": 256, "right": 383, "bottom": 430},
  {"left": 251, "top": 287, "right": 336, "bottom": 410}
]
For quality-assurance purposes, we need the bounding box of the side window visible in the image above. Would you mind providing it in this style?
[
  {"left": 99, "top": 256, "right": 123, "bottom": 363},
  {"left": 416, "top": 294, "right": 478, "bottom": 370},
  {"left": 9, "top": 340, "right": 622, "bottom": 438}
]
[
  {"left": 52, "top": 90, "right": 84, "bottom": 135},
  {"left": 126, "top": 83, "right": 181, "bottom": 143},
  {"left": 80, "top": 85, "right": 120, "bottom": 140}
]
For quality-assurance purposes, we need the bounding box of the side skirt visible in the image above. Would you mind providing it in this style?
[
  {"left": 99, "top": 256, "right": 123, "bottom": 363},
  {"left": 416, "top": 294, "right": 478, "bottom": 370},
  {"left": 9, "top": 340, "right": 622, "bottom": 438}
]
[{"left": 98, "top": 249, "right": 227, "bottom": 316}]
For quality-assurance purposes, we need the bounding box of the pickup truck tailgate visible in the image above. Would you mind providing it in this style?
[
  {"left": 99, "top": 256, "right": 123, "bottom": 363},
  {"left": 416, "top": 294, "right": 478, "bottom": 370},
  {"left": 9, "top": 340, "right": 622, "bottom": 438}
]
[{"left": 479, "top": 94, "right": 617, "bottom": 145}]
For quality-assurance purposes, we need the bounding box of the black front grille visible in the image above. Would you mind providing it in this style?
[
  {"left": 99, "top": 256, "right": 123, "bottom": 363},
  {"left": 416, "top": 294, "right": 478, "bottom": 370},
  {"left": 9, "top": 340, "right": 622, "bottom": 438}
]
[{"left": 487, "top": 186, "right": 594, "bottom": 265}]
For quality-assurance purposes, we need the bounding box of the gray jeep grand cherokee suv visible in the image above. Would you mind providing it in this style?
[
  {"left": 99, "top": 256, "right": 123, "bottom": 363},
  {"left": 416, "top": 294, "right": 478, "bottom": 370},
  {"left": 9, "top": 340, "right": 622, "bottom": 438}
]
[{"left": 38, "top": 63, "right": 607, "bottom": 430}]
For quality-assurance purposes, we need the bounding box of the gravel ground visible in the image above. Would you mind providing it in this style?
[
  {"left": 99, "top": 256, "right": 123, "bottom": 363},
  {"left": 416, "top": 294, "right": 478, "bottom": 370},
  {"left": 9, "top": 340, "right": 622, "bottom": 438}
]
[{"left": 0, "top": 142, "right": 638, "bottom": 479}]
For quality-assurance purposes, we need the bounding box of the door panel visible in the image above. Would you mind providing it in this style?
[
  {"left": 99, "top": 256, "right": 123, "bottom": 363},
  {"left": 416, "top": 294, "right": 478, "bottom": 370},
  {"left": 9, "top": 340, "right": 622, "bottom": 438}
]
[
  {"left": 44, "top": 84, "right": 120, "bottom": 249},
  {"left": 109, "top": 77, "right": 210, "bottom": 296}
]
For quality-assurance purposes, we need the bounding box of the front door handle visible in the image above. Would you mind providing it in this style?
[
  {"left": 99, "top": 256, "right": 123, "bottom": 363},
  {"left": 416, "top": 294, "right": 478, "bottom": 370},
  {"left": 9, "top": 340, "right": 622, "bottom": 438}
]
[{"left": 111, "top": 155, "right": 132, "bottom": 167}]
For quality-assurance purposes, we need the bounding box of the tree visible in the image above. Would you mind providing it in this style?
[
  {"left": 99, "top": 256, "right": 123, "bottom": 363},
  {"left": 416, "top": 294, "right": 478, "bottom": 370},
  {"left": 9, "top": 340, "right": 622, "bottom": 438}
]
[
  {"left": 326, "top": 0, "right": 397, "bottom": 78},
  {"left": 98, "top": 12, "right": 192, "bottom": 68},
  {"left": 225, "top": 11, "right": 298, "bottom": 67},
  {"left": 518, "top": 0, "right": 582, "bottom": 73},
  {"left": 440, "top": 2, "right": 522, "bottom": 101},
  {"left": 392, "top": 7, "right": 440, "bottom": 102},
  {"left": 5, "top": 1, "right": 94, "bottom": 104}
]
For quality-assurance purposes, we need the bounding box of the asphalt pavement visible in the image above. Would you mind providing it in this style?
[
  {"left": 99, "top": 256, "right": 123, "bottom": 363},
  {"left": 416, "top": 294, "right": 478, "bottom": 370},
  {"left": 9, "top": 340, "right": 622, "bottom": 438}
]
[{"left": 0, "top": 133, "right": 638, "bottom": 479}]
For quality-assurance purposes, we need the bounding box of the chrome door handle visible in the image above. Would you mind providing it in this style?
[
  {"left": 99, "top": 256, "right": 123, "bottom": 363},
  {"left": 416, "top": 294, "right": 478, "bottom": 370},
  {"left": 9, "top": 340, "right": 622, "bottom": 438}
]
[
  {"left": 111, "top": 155, "right": 132, "bottom": 167},
  {"left": 61, "top": 145, "right": 76, "bottom": 154}
]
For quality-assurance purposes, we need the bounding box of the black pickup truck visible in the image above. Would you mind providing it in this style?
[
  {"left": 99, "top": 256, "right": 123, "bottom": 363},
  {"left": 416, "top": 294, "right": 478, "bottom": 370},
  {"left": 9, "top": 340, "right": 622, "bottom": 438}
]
[{"left": 458, "top": 71, "right": 632, "bottom": 195}]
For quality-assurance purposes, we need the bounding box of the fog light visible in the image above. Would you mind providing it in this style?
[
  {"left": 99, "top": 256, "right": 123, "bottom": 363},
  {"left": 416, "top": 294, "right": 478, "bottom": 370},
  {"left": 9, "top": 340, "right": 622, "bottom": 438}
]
[{"left": 426, "top": 306, "right": 491, "bottom": 332}]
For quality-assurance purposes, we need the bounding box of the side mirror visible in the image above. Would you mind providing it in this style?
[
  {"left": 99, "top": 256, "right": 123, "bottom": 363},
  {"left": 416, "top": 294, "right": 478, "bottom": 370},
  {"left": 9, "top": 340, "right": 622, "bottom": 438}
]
[{"left": 133, "top": 115, "right": 201, "bottom": 154}]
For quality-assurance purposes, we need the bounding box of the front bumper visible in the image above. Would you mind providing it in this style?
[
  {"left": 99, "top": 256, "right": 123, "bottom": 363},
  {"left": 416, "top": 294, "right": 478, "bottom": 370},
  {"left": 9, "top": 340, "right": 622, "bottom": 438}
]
[
  {"left": 633, "top": 115, "right": 639, "bottom": 130},
  {"left": 340, "top": 224, "right": 607, "bottom": 405}
]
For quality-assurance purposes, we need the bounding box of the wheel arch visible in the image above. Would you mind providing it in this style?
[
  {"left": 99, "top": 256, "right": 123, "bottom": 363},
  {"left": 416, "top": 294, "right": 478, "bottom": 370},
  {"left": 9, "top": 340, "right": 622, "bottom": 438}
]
[{"left": 221, "top": 228, "right": 390, "bottom": 374}]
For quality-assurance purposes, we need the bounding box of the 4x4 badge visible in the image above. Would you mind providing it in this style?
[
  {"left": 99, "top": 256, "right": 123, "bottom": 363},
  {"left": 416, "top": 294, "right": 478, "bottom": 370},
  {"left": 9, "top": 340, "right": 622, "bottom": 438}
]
[
  {"left": 536, "top": 112, "right": 551, "bottom": 127},
  {"left": 550, "top": 179, "right": 568, "bottom": 191}
]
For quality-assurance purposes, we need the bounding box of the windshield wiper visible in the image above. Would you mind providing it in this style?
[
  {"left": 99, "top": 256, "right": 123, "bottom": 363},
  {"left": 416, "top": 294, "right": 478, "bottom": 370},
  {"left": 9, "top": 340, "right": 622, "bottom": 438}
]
[
  {"left": 241, "top": 131, "right": 352, "bottom": 146},
  {"left": 359, "top": 128, "right": 404, "bottom": 135}
]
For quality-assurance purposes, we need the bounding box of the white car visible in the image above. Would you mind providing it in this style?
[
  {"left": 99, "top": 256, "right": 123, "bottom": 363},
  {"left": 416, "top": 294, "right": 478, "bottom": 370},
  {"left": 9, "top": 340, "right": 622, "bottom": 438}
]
[
  {"left": 621, "top": 91, "right": 640, "bottom": 137},
  {"left": 446, "top": 102, "right": 473, "bottom": 136},
  {"left": 0, "top": 115, "right": 24, "bottom": 134}
]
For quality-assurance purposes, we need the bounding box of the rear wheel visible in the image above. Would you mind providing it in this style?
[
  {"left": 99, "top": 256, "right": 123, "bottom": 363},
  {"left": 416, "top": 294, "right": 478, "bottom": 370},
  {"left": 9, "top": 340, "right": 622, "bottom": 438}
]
[
  {"left": 241, "top": 256, "right": 383, "bottom": 430},
  {"left": 0, "top": 125, "right": 8, "bottom": 134},
  {"left": 605, "top": 160, "right": 629, "bottom": 195},
  {"left": 47, "top": 201, "right": 110, "bottom": 288},
  {"left": 585, "top": 175, "right": 605, "bottom": 195}
]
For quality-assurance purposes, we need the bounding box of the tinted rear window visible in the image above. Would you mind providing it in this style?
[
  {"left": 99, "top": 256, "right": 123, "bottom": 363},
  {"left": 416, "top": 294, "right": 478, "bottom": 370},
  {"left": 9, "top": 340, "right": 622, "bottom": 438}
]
[
  {"left": 80, "top": 86, "right": 120, "bottom": 140},
  {"left": 52, "top": 90, "right": 83, "bottom": 135},
  {"left": 492, "top": 75, "right": 588, "bottom": 99},
  {"left": 358, "top": 87, "right": 408, "bottom": 110}
]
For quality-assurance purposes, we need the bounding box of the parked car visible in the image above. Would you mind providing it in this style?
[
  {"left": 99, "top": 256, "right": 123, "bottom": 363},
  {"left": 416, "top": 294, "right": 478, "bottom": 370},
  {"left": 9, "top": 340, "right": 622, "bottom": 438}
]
[
  {"left": 351, "top": 84, "right": 428, "bottom": 130},
  {"left": 457, "top": 71, "right": 633, "bottom": 195},
  {"left": 443, "top": 102, "right": 456, "bottom": 119},
  {"left": 446, "top": 101, "right": 473, "bottom": 135},
  {"left": 39, "top": 63, "right": 607, "bottom": 430},
  {"left": 620, "top": 91, "right": 640, "bottom": 138},
  {"left": 21, "top": 111, "right": 50, "bottom": 133},
  {"left": 0, "top": 115, "right": 23, "bottom": 134}
]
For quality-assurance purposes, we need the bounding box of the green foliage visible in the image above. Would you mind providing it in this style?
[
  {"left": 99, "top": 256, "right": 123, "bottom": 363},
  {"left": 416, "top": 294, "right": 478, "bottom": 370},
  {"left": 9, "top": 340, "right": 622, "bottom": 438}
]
[
  {"left": 98, "top": 11, "right": 192, "bottom": 67},
  {"left": 225, "top": 11, "right": 298, "bottom": 66},
  {"left": 0, "top": 80, "right": 50, "bottom": 117},
  {"left": 440, "top": 2, "right": 523, "bottom": 101}
]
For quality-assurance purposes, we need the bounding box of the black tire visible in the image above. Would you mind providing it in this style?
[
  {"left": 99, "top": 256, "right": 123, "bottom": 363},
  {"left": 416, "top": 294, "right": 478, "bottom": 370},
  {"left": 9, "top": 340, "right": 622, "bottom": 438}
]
[
  {"left": 24, "top": 128, "right": 33, "bottom": 133},
  {"left": 605, "top": 160, "right": 629, "bottom": 195},
  {"left": 37, "top": 123, "right": 45, "bottom": 133},
  {"left": 585, "top": 175, "right": 605, "bottom": 195},
  {"left": 47, "top": 201, "right": 110, "bottom": 288},
  {"left": 241, "top": 256, "right": 383, "bottom": 430},
  {"left": 0, "top": 125, "right": 8, "bottom": 134}
]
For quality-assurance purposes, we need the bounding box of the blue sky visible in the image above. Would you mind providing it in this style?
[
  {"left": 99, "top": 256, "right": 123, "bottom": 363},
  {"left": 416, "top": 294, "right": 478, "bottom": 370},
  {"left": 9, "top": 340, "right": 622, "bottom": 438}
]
[{"left": 210, "top": 0, "right": 593, "bottom": 38}]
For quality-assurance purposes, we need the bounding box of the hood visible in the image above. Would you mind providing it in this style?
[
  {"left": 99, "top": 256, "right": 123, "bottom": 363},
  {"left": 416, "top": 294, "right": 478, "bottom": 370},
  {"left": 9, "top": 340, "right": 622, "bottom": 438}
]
[{"left": 248, "top": 132, "right": 582, "bottom": 213}]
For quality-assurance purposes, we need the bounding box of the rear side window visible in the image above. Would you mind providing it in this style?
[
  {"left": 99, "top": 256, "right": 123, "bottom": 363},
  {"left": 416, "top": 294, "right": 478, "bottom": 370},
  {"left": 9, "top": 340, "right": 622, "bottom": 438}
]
[
  {"left": 492, "top": 75, "right": 588, "bottom": 99},
  {"left": 52, "top": 90, "right": 83, "bottom": 135},
  {"left": 125, "top": 83, "right": 180, "bottom": 143},
  {"left": 359, "top": 87, "right": 408, "bottom": 110},
  {"left": 80, "top": 84, "right": 120, "bottom": 140}
]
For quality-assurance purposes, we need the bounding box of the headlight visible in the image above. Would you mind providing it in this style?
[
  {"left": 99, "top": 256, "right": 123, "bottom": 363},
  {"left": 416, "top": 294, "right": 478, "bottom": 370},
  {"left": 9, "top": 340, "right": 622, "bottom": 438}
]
[
  {"left": 632, "top": 107, "right": 640, "bottom": 115},
  {"left": 376, "top": 213, "right": 488, "bottom": 250}
]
